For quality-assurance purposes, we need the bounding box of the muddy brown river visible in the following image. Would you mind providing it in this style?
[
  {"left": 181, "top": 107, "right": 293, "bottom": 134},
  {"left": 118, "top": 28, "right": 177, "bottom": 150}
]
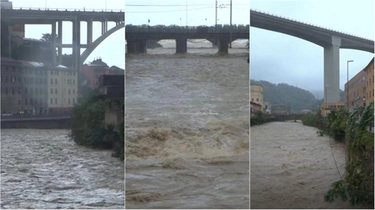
[
  {"left": 1, "top": 129, "right": 124, "bottom": 209},
  {"left": 125, "top": 40, "right": 250, "bottom": 209},
  {"left": 251, "top": 121, "right": 353, "bottom": 209}
]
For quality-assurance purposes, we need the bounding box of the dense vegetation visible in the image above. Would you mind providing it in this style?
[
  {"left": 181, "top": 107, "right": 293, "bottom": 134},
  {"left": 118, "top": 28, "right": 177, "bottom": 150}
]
[
  {"left": 251, "top": 80, "right": 318, "bottom": 113},
  {"left": 69, "top": 88, "right": 124, "bottom": 160},
  {"left": 324, "top": 103, "right": 374, "bottom": 207},
  {"left": 302, "top": 103, "right": 374, "bottom": 207}
]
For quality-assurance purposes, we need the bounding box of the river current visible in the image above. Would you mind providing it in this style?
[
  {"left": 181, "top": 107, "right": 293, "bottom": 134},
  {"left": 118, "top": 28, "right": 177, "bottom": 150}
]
[
  {"left": 1, "top": 129, "right": 124, "bottom": 209},
  {"left": 125, "top": 39, "right": 250, "bottom": 208}
]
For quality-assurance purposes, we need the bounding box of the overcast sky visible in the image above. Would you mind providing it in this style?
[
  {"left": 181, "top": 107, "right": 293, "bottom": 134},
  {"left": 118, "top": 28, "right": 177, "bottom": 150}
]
[
  {"left": 250, "top": 0, "right": 374, "bottom": 99},
  {"left": 10, "top": 0, "right": 125, "bottom": 69}
]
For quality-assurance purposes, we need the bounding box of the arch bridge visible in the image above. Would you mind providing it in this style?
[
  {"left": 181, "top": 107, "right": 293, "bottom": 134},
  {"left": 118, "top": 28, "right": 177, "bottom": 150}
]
[{"left": 1, "top": 8, "right": 124, "bottom": 69}]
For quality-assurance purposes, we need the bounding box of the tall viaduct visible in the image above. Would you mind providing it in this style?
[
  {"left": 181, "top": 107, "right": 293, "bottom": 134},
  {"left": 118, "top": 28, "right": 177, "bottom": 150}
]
[
  {"left": 250, "top": 10, "right": 374, "bottom": 103},
  {"left": 1, "top": 8, "right": 124, "bottom": 70},
  {"left": 125, "top": 25, "right": 249, "bottom": 54}
]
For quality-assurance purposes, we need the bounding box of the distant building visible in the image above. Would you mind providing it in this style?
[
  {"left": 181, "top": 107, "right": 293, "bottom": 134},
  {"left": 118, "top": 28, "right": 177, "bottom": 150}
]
[
  {"left": 300, "top": 109, "right": 313, "bottom": 114},
  {"left": 320, "top": 101, "right": 345, "bottom": 117},
  {"left": 364, "top": 58, "right": 374, "bottom": 106},
  {"left": 80, "top": 58, "right": 124, "bottom": 89},
  {"left": 271, "top": 105, "right": 290, "bottom": 115},
  {"left": 251, "top": 84, "right": 263, "bottom": 111},
  {"left": 345, "top": 58, "right": 373, "bottom": 110},
  {"left": 263, "top": 101, "right": 271, "bottom": 114},
  {"left": 250, "top": 101, "right": 262, "bottom": 116}
]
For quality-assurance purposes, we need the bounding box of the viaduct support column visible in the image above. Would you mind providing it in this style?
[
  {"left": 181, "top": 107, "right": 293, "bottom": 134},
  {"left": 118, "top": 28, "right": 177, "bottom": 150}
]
[
  {"left": 57, "top": 20, "right": 62, "bottom": 65},
  {"left": 87, "top": 18, "right": 93, "bottom": 45},
  {"left": 218, "top": 39, "right": 229, "bottom": 54},
  {"left": 324, "top": 36, "right": 341, "bottom": 103},
  {"left": 51, "top": 22, "right": 56, "bottom": 66},
  {"left": 175, "top": 39, "right": 187, "bottom": 54}
]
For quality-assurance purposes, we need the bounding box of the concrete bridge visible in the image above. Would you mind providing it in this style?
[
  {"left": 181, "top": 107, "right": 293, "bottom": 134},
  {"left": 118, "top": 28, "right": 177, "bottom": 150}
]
[
  {"left": 1, "top": 8, "right": 124, "bottom": 69},
  {"left": 125, "top": 24, "right": 249, "bottom": 54},
  {"left": 250, "top": 9, "right": 374, "bottom": 103}
]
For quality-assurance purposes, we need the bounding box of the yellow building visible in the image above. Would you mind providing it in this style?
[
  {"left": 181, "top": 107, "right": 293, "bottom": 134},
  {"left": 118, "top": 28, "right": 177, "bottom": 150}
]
[
  {"left": 364, "top": 58, "right": 374, "bottom": 106},
  {"left": 320, "top": 101, "right": 345, "bottom": 116},
  {"left": 47, "top": 66, "right": 78, "bottom": 113},
  {"left": 251, "top": 84, "right": 263, "bottom": 111}
]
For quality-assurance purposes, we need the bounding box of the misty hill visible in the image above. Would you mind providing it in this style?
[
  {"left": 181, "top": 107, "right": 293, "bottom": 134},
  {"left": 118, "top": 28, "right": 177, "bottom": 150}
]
[{"left": 251, "top": 80, "right": 319, "bottom": 113}]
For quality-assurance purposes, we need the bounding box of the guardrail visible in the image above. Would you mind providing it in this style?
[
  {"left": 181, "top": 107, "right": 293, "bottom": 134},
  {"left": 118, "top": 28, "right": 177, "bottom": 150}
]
[{"left": 125, "top": 25, "right": 250, "bottom": 33}]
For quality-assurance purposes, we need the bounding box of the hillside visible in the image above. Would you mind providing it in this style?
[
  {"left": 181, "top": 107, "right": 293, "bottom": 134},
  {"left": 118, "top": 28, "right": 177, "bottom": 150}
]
[{"left": 251, "top": 80, "right": 319, "bottom": 113}]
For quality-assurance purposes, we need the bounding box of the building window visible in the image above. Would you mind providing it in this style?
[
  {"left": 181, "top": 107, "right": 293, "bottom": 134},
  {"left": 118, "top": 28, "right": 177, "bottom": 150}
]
[
  {"left": 19, "top": 100, "right": 21, "bottom": 105},
  {"left": 18, "top": 77, "right": 21, "bottom": 83},
  {"left": 73, "top": 80, "right": 75, "bottom": 85},
  {"left": 73, "top": 98, "right": 75, "bottom": 104},
  {"left": 68, "top": 89, "right": 71, "bottom": 94},
  {"left": 30, "top": 99, "right": 33, "bottom": 105},
  {"left": 55, "top": 88, "right": 57, "bottom": 94},
  {"left": 55, "top": 79, "right": 58, "bottom": 84},
  {"left": 11, "top": 77, "right": 15, "bottom": 83},
  {"left": 51, "top": 79, "right": 53, "bottom": 84},
  {"left": 51, "top": 88, "right": 53, "bottom": 94},
  {"left": 73, "top": 89, "right": 75, "bottom": 94},
  {"left": 68, "top": 98, "right": 71, "bottom": 104},
  {"left": 51, "top": 98, "right": 53, "bottom": 104},
  {"left": 5, "top": 87, "right": 8, "bottom": 94},
  {"left": 25, "top": 88, "right": 28, "bottom": 94},
  {"left": 5, "top": 76, "right": 8, "bottom": 83},
  {"left": 12, "top": 87, "right": 14, "bottom": 95},
  {"left": 55, "top": 98, "right": 57, "bottom": 104},
  {"left": 25, "top": 98, "right": 28, "bottom": 105}
]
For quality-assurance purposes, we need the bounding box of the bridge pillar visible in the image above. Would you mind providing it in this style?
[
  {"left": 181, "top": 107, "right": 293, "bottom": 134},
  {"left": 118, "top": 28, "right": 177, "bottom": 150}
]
[
  {"left": 138, "top": 39, "right": 147, "bottom": 53},
  {"left": 176, "top": 39, "right": 187, "bottom": 54},
  {"left": 126, "top": 40, "right": 138, "bottom": 54},
  {"left": 87, "top": 19, "right": 93, "bottom": 45},
  {"left": 218, "top": 39, "right": 229, "bottom": 54},
  {"left": 57, "top": 20, "right": 62, "bottom": 65},
  {"left": 126, "top": 39, "right": 147, "bottom": 54},
  {"left": 324, "top": 36, "right": 341, "bottom": 103},
  {"left": 51, "top": 22, "right": 57, "bottom": 66}
]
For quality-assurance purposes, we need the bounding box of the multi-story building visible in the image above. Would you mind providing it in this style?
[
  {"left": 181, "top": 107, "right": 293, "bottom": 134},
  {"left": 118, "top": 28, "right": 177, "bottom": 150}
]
[
  {"left": 251, "top": 84, "right": 263, "bottom": 111},
  {"left": 1, "top": 57, "right": 77, "bottom": 115},
  {"left": 345, "top": 58, "right": 374, "bottom": 110},
  {"left": 320, "top": 102, "right": 345, "bottom": 117},
  {"left": 47, "top": 66, "right": 78, "bottom": 114},
  {"left": 364, "top": 58, "right": 374, "bottom": 106},
  {"left": 1, "top": 57, "right": 49, "bottom": 115}
]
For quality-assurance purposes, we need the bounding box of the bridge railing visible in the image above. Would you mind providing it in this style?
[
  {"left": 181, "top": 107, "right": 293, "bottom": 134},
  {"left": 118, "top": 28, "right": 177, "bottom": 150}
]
[
  {"left": 3, "top": 7, "right": 123, "bottom": 12},
  {"left": 125, "top": 25, "right": 249, "bottom": 33}
]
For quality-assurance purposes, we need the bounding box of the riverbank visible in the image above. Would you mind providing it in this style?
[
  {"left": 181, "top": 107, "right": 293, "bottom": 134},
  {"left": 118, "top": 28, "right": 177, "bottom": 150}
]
[{"left": 251, "top": 121, "right": 352, "bottom": 208}]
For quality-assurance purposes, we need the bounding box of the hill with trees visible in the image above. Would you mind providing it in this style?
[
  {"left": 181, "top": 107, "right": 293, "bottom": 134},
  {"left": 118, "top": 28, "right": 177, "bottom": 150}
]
[{"left": 251, "top": 80, "right": 319, "bottom": 113}]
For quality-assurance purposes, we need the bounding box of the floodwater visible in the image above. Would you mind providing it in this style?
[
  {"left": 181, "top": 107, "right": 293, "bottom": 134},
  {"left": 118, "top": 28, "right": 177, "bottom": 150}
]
[
  {"left": 125, "top": 39, "right": 250, "bottom": 209},
  {"left": 251, "top": 121, "right": 353, "bottom": 209},
  {"left": 1, "top": 129, "right": 124, "bottom": 209}
]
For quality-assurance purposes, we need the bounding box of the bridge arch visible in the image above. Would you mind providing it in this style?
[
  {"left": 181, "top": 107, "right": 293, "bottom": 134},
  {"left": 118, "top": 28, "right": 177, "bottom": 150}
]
[{"left": 80, "top": 22, "right": 124, "bottom": 65}]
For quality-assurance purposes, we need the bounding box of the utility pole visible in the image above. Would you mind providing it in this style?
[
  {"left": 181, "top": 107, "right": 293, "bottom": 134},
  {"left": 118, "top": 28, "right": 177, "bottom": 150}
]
[{"left": 229, "top": 0, "right": 232, "bottom": 48}]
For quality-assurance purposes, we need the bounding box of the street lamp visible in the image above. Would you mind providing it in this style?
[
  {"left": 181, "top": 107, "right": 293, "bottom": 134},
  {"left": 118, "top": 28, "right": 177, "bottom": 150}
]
[
  {"left": 347, "top": 60, "right": 354, "bottom": 109},
  {"left": 325, "top": 85, "right": 329, "bottom": 117}
]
